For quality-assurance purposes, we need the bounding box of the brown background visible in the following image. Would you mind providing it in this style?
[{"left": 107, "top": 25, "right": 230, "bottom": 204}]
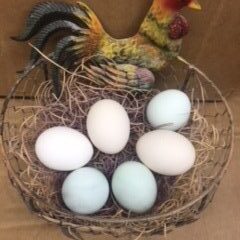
[
  {"left": 0, "top": 0, "right": 240, "bottom": 96},
  {"left": 0, "top": 0, "right": 240, "bottom": 239}
]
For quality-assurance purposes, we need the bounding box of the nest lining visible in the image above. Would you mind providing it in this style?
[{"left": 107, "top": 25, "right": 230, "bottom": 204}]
[{"left": 10, "top": 68, "right": 219, "bottom": 220}]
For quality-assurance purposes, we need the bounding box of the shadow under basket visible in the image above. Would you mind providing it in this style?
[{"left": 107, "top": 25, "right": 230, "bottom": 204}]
[{"left": 0, "top": 57, "right": 234, "bottom": 240}]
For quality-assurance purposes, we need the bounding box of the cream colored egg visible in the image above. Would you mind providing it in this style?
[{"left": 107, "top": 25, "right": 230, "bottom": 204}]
[
  {"left": 35, "top": 126, "right": 93, "bottom": 171},
  {"left": 136, "top": 130, "right": 195, "bottom": 176},
  {"left": 87, "top": 99, "right": 130, "bottom": 154}
]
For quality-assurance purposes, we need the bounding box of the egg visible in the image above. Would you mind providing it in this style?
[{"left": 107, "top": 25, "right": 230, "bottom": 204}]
[
  {"left": 87, "top": 99, "right": 130, "bottom": 154},
  {"left": 35, "top": 126, "right": 93, "bottom": 171},
  {"left": 112, "top": 161, "right": 157, "bottom": 213},
  {"left": 136, "top": 130, "right": 195, "bottom": 176},
  {"left": 146, "top": 89, "right": 191, "bottom": 131},
  {"left": 62, "top": 167, "right": 110, "bottom": 215}
]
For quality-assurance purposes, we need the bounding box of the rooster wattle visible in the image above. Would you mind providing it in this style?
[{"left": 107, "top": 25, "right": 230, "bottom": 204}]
[{"left": 12, "top": 0, "right": 201, "bottom": 96}]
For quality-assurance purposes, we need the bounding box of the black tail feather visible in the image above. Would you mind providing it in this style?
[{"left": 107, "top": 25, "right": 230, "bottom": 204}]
[
  {"left": 51, "top": 36, "right": 80, "bottom": 96},
  {"left": 30, "top": 20, "right": 83, "bottom": 64},
  {"left": 11, "top": 1, "right": 103, "bottom": 97},
  {"left": 11, "top": 2, "right": 89, "bottom": 42}
]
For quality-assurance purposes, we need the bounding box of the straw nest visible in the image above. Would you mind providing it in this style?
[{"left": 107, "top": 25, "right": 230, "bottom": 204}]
[{"left": 0, "top": 56, "right": 234, "bottom": 240}]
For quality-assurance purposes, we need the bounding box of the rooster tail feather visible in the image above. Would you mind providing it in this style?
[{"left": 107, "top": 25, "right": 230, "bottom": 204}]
[
  {"left": 11, "top": 1, "right": 103, "bottom": 59},
  {"left": 51, "top": 36, "right": 80, "bottom": 95},
  {"left": 30, "top": 20, "right": 85, "bottom": 65},
  {"left": 12, "top": 1, "right": 104, "bottom": 96},
  {"left": 11, "top": 2, "right": 89, "bottom": 41}
]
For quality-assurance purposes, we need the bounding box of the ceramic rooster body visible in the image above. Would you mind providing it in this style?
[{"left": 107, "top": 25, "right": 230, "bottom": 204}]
[{"left": 12, "top": 0, "right": 201, "bottom": 95}]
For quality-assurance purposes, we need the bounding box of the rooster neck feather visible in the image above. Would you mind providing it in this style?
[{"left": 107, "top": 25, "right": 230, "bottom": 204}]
[{"left": 139, "top": 0, "right": 181, "bottom": 55}]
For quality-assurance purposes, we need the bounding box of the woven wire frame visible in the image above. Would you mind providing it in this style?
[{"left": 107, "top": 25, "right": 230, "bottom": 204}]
[{"left": 0, "top": 57, "right": 234, "bottom": 239}]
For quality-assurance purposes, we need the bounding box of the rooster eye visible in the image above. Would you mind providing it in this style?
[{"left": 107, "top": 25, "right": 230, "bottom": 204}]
[
  {"left": 164, "top": 0, "right": 191, "bottom": 10},
  {"left": 179, "top": 0, "right": 191, "bottom": 6}
]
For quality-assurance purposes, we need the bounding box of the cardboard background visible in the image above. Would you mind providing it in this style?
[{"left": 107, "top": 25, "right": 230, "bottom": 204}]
[
  {"left": 0, "top": 0, "right": 239, "bottom": 96},
  {"left": 0, "top": 1, "right": 240, "bottom": 239}
]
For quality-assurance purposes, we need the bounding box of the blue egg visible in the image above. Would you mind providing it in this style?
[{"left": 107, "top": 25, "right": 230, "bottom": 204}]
[
  {"left": 146, "top": 89, "right": 191, "bottom": 131},
  {"left": 62, "top": 167, "right": 109, "bottom": 215},
  {"left": 111, "top": 161, "right": 157, "bottom": 213}
]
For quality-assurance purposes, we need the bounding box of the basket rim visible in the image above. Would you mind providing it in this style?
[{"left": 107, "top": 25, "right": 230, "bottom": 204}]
[{"left": 0, "top": 57, "right": 234, "bottom": 224}]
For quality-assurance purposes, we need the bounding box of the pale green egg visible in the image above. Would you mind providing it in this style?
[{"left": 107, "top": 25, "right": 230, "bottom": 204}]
[
  {"left": 112, "top": 161, "right": 157, "bottom": 213},
  {"left": 146, "top": 89, "right": 191, "bottom": 131}
]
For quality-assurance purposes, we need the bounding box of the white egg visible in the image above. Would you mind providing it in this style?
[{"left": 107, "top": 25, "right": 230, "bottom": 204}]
[
  {"left": 136, "top": 130, "right": 195, "bottom": 176},
  {"left": 87, "top": 99, "right": 130, "bottom": 154},
  {"left": 112, "top": 161, "right": 157, "bottom": 213},
  {"left": 62, "top": 167, "right": 109, "bottom": 214},
  {"left": 146, "top": 89, "right": 191, "bottom": 131},
  {"left": 35, "top": 126, "right": 93, "bottom": 171}
]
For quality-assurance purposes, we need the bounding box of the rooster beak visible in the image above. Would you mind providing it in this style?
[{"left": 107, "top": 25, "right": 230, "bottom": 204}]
[{"left": 188, "top": 0, "right": 202, "bottom": 10}]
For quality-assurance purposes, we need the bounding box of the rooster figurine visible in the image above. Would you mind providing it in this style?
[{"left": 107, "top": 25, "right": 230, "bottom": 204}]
[{"left": 12, "top": 0, "right": 201, "bottom": 96}]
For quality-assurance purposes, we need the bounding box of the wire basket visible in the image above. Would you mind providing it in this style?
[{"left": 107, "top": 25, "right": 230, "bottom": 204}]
[{"left": 0, "top": 57, "right": 234, "bottom": 239}]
